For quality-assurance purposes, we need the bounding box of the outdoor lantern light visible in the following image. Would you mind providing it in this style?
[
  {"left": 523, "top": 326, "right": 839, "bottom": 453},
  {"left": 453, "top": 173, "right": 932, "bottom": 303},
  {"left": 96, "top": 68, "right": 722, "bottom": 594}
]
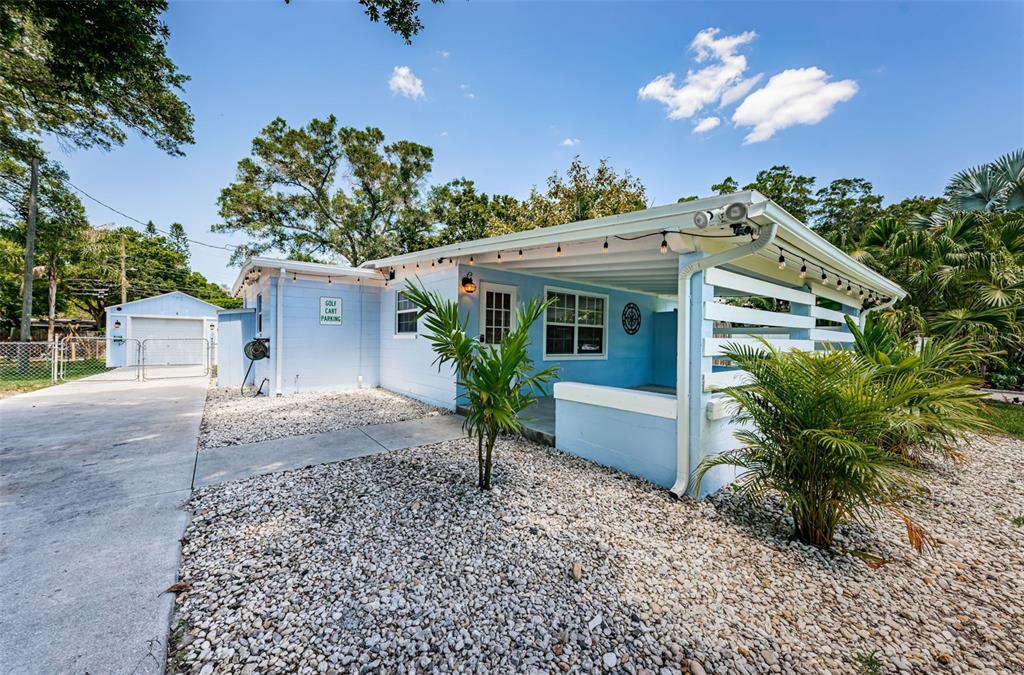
[
  {"left": 461, "top": 272, "right": 476, "bottom": 294},
  {"left": 113, "top": 320, "right": 122, "bottom": 329}
]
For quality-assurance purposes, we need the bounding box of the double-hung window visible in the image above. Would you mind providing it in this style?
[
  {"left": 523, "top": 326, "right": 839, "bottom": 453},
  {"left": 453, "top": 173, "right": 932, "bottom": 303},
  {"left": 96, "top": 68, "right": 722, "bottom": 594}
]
[
  {"left": 395, "top": 291, "right": 418, "bottom": 334},
  {"left": 544, "top": 288, "right": 607, "bottom": 359}
]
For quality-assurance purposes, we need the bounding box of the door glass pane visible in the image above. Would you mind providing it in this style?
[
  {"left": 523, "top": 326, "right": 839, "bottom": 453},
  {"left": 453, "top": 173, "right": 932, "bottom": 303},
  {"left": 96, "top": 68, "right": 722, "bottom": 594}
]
[{"left": 484, "top": 288, "right": 514, "bottom": 344}]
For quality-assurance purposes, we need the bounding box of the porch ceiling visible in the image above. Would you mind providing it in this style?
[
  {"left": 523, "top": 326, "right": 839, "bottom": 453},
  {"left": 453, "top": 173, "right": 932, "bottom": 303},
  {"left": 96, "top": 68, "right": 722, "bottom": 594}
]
[{"left": 467, "top": 232, "right": 688, "bottom": 296}]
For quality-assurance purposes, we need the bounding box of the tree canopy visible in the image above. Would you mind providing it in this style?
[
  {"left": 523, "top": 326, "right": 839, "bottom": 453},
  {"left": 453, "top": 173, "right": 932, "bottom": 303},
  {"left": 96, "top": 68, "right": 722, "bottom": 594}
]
[
  {"left": 0, "top": 0, "right": 194, "bottom": 158},
  {"left": 354, "top": 0, "right": 445, "bottom": 43},
  {"left": 215, "top": 116, "right": 435, "bottom": 266}
]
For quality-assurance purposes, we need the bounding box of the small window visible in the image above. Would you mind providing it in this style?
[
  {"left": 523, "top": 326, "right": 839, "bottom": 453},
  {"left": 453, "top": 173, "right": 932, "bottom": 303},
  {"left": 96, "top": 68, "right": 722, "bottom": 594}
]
[
  {"left": 395, "top": 291, "right": 418, "bottom": 334},
  {"left": 480, "top": 283, "right": 517, "bottom": 344},
  {"left": 544, "top": 289, "right": 607, "bottom": 358},
  {"left": 256, "top": 293, "right": 263, "bottom": 333}
]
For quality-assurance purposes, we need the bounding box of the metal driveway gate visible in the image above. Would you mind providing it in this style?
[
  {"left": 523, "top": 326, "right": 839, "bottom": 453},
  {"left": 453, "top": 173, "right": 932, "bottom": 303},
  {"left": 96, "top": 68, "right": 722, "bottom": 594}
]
[
  {"left": 141, "top": 338, "right": 210, "bottom": 380},
  {"left": 59, "top": 336, "right": 142, "bottom": 382}
]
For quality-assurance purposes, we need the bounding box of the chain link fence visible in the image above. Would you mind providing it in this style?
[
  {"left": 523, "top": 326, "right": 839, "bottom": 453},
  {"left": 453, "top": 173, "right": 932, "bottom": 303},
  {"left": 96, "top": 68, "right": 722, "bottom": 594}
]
[
  {"left": 0, "top": 342, "right": 59, "bottom": 393},
  {"left": 1, "top": 336, "right": 212, "bottom": 394}
]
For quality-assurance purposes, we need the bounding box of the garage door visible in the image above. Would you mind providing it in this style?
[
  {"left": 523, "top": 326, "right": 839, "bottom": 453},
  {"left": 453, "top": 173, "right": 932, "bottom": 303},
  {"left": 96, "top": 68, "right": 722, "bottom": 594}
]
[{"left": 132, "top": 317, "right": 205, "bottom": 366}]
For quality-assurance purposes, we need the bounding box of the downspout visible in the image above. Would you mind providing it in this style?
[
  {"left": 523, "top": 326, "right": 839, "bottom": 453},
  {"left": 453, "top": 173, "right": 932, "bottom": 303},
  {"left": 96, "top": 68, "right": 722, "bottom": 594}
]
[
  {"left": 670, "top": 222, "right": 778, "bottom": 497},
  {"left": 276, "top": 267, "right": 286, "bottom": 396}
]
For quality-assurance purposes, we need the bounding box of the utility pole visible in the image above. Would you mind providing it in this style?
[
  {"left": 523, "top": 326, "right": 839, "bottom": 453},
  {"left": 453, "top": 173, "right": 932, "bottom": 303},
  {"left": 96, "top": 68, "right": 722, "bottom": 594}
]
[
  {"left": 17, "top": 157, "right": 38, "bottom": 373},
  {"left": 119, "top": 233, "right": 128, "bottom": 304},
  {"left": 19, "top": 158, "right": 39, "bottom": 341}
]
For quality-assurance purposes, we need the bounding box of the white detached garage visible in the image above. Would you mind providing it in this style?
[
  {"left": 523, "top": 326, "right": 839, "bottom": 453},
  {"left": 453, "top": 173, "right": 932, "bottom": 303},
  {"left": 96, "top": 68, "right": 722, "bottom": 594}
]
[{"left": 105, "top": 292, "right": 221, "bottom": 369}]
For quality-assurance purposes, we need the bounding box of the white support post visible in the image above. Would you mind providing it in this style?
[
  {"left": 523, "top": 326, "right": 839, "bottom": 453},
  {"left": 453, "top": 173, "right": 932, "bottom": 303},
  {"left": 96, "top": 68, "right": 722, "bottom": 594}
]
[{"left": 276, "top": 268, "right": 285, "bottom": 396}]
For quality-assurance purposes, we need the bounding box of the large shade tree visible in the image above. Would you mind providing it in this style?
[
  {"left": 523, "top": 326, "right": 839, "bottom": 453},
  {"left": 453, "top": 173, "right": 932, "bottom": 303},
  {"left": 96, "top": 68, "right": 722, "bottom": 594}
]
[
  {"left": 215, "top": 116, "right": 435, "bottom": 266},
  {"left": 0, "top": 0, "right": 194, "bottom": 158}
]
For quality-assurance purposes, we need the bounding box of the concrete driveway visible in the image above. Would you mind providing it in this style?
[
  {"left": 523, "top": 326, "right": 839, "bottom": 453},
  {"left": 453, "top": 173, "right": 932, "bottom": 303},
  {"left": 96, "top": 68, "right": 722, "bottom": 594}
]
[{"left": 0, "top": 375, "right": 208, "bottom": 674}]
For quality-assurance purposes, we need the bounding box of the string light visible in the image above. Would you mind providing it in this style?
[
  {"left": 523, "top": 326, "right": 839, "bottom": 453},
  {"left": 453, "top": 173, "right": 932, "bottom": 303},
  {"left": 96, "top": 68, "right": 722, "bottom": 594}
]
[
  {"left": 846, "top": 282, "right": 853, "bottom": 295},
  {"left": 602, "top": 237, "right": 609, "bottom": 253},
  {"left": 859, "top": 287, "right": 865, "bottom": 298},
  {"left": 496, "top": 251, "right": 502, "bottom": 263},
  {"left": 518, "top": 249, "right": 524, "bottom": 260},
  {"left": 799, "top": 259, "right": 807, "bottom": 279},
  {"left": 660, "top": 232, "right": 669, "bottom": 254},
  {"left": 469, "top": 256, "right": 474, "bottom": 265},
  {"left": 328, "top": 276, "right": 332, "bottom": 284},
  {"left": 778, "top": 251, "right": 786, "bottom": 270},
  {"left": 836, "top": 276, "right": 843, "bottom": 290},
  {"left": 555, "top": 244, "right": 562, "bottom": 257},
  {"left": 821, "top": 269, "right": 828, "bottom": 283}
]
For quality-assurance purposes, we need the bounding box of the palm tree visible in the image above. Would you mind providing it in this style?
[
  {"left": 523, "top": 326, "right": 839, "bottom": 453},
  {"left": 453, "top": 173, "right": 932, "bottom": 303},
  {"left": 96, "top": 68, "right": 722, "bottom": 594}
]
[
  {"left": 945, "top": 148, "right": 1024, "bottom": 213},
  {"left": 693, "top": 341, "right": 931, "bottom": 550},
  {"left": 401, "top": 281, "right": 558, "bottom": 489}
]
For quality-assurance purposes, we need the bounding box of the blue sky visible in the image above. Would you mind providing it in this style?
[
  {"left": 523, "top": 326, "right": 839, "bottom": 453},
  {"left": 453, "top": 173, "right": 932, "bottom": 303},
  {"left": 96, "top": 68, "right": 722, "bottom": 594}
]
[{"left": 44, "top": 1, "right": 1024, "bottom": 286}]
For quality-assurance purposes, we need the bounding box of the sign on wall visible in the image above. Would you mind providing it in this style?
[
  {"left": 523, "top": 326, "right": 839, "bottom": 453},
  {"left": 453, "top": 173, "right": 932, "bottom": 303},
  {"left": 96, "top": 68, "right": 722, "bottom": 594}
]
[
  {"left": 622, "top": 302, "right": 641, "bottom": 335},
  {"left": 319, "top": 296, "right": 343, "bottom": 325}
]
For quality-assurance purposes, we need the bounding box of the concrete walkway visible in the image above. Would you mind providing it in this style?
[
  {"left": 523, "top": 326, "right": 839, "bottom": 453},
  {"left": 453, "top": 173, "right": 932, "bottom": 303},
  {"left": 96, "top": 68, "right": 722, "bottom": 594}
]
[
  {"left": 1, "top": 379, "right": 466, "bottom": 674},
  {"left": 194, "top": 414, "right": 466, "bottom": 487},
  {"left": 0, "top": 375, "right": 208, "bottom": 675}
]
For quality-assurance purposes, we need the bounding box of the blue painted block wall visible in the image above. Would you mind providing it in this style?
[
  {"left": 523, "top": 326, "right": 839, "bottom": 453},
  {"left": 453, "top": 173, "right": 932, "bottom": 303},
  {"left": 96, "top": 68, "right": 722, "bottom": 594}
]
[
  {"left": 555, "top": 399, "right": 677, "bottom": 489},
  {"left": 216, "top": 309, "right": 256, "bottom": 387},
  {"left": 651, "top": 311, "right": 677, "bottom": 388},
  {"left": 241, "top": 276, "right": 381, "bottom": 394},
  {"left": 279, "top": 278, "right": 381, "bottom": 393},
  {"left": 378, "top": 267, "right": 458, "bottom": 409},
  {"left": 457, "top": 265, "right": 662, "bottom": 394}
]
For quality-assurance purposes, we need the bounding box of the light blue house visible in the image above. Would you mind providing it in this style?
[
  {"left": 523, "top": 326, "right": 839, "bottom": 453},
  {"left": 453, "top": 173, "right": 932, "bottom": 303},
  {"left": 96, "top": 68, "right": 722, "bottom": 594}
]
[{"left": 222, "top": 191, "right": 905, "bottom": 497}]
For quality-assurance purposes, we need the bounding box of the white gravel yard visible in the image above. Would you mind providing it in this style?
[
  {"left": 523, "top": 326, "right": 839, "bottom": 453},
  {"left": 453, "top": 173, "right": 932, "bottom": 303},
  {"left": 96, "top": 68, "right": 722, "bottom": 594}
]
[
  {"left": 198, "top": 386, "right": 449, "bottom": 449},
  {"left": 170, "top": 435, "right": 1023, "bottom": 675}
]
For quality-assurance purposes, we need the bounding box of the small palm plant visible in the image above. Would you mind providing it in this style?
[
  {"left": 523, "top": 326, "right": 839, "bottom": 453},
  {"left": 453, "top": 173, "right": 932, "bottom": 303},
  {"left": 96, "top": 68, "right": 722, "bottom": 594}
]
[
  {"left": 401, "top": 281, "right": 558, "bottom": 490},
  {"left": 845, "top": 314, "right": 990, "bottom": 462},
  {"left": 694, "top": 341, "right": 931, "bottom": 549}
]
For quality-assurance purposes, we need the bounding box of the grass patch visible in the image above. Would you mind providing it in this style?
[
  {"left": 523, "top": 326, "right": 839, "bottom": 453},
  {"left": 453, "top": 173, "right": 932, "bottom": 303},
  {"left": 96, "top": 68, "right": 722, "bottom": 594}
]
[
  {"left": 982, "top": 401, "right": 1024, "bottom": 439},
  {"left": 0, "top": 358, "right": 107, "bottom": 397}
]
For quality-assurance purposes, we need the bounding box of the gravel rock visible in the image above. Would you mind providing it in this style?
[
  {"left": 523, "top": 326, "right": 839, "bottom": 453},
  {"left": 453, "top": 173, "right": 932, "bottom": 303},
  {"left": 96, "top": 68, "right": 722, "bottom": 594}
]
[
  {"left": 169, "top": 434, "right": 1024, "bottom": 673},
  {"left": 198, "top": 386, "right": 449, "bottom": 449}
]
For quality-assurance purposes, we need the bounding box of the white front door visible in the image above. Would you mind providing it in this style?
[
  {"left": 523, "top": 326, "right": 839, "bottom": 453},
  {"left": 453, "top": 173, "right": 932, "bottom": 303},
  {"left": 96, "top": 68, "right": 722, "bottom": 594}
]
[{"left": 479, "top": 282, "right": 517, "bottom": 344}]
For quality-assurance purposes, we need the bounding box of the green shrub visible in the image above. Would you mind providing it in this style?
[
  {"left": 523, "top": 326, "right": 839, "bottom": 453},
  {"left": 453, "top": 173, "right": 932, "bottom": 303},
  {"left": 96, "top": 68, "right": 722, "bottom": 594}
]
[
  {"left": 694, "top": 342, "right": 932, "bottom": 550},
  {"left": 846, "top": 314, "right": 989, "bottom": 462}
]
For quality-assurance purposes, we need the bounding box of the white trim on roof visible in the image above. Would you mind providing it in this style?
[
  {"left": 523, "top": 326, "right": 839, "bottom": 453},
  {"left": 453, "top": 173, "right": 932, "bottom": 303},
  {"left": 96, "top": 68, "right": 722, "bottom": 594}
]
[
  {"left": 105, "top": 290, "right": 223, "bottom": 312},
  {"left": 230, "top": 256, "right": 384, "bottom": 296}
]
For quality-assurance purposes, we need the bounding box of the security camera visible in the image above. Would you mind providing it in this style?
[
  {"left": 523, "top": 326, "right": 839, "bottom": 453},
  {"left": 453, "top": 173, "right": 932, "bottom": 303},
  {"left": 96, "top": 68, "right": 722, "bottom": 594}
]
[
  {"left": 722, "top": 202, "right": 748, "bottom": 224},
  {"left": 692, "top": 210, "right": 716, "bottom": 228}
]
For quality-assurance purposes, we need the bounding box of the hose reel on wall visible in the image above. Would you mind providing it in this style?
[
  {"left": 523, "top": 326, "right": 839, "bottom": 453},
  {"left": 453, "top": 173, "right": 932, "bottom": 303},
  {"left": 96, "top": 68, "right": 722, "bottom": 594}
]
[{"left": 242, "top": 337, "right": 270, "bottom": 396}]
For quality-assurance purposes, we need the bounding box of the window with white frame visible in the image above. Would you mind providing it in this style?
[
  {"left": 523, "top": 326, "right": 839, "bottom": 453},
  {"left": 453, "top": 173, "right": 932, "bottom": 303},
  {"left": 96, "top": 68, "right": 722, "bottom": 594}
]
[
  {"left": 544, "top": 288, "right": 607, "bottom": 358},
  {"left": 395, "top": 291, "right": 417, "bottom": 334}
]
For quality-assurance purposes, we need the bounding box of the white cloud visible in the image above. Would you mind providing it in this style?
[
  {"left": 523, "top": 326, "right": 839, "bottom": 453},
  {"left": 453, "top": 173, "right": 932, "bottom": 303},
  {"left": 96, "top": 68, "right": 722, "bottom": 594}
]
[
  {"left": 437, "top": 50, "right": 450, "bottom": 59},
  {"left": 719, "top": 74, "right": 763, "bottom": 107},
  {"left": 388, "top": 66, "right": 424, "bottom": 99},
  {"left": 692, "top": 117, "right": 721, "bottom": 133},
  {"left": 732, "top": 67, "right": 858, "bottom": 143},
  {"left": 560, "top": 138, "right": 581, "bottom": 147},
  {"left": 638, "top": 27, "right": 757, "bottom": 120},
  {"left": 464, "top": 92, "right": 477, "bottom": 100},
  {"left": 440, "top": 131, "right": 448, "bottom": 137}
]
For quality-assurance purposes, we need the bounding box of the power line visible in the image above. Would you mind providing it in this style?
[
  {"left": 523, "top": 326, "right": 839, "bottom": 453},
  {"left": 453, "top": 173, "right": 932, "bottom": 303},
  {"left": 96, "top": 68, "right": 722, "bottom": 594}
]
[{"left": 62, "top": 179, "right": 238, "bottom": 252}]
